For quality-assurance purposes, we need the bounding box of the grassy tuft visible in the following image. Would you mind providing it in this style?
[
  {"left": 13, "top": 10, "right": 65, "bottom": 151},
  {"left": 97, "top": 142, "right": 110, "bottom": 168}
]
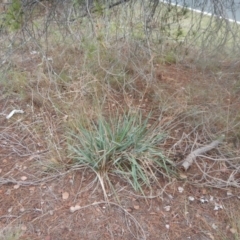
[
  {"left": 68, "top": 111, "right": 175, "bottom": 193},
  {"left": 0, "top": 227, "right": 23, "bottom": 240}
]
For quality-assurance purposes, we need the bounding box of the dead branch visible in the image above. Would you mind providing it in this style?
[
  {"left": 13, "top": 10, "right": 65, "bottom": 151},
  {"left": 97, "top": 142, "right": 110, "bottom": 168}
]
[{"left": 181, "top": 135, "right": 225, "bottom": 171}]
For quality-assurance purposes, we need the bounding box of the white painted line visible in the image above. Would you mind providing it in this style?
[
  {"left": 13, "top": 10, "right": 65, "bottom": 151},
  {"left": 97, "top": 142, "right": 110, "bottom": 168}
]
[{"left": 159, "top": 0, "right": 240, "bottom": 25}]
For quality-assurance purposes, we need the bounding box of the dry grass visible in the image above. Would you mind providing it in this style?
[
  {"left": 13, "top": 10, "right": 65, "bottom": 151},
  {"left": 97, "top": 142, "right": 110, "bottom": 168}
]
[{"left": 0, "top": 1, "right": 240, "bottom": 239}]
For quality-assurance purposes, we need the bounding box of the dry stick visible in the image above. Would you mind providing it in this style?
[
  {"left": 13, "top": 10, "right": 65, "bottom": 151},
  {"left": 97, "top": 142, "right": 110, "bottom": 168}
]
[{"left": 181, "top": 135, "right": 225, "bottom": 171}]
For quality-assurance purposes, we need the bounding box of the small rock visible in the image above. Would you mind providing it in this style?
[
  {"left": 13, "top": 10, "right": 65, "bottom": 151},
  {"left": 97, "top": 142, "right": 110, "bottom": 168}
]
[
  {"left": 8, "top": 207, "right": 13, "bottom": 213},
  {"left": 70, "top": 205, "right": 81, "bottom": 213},
  {"left": 21, "top": 176, "right": 27, "bottom": 181},
  {"left": 178, "top": 187, "right": 184, "bottom": 193},
  {"left": 188, "top": 196, "right": 195, "bottom": 202},
  {"left": 212, "top": 223, "right": 218, "bottom": 229},
  {"left": 226, "top": 191, "right": 233, "bottom": 196},
  {"left": 200, "top": 197, "right": 208, "bottom": 203},
  {"left": 20, "top": 208, "right": 25, "bottom": 212},
  {"left": 214, "top": 203, "right": 223, "bottom": 211},
  {"left": 164, "top": 206, "right": 171, "bottom": 212},
  {"left": 62, "top": 192, "right": 69, "bottom": 200}
]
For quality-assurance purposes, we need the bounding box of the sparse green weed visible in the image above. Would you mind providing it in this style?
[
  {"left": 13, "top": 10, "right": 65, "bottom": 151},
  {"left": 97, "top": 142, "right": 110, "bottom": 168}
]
[
  {"left": 0, "top": 227, "right": 23, "bottom": 240},
  {"left": 68, "top": 111, "right": 175, "bottom": 193},
  {"left": 2, "top": 70, "right": 28, "bottom": 98},
  {"left": 164, "top": 51, "right": 177, "bottom": 64},
  {"left": 4, "top": 0, "right": 23, "bottom": 30}
]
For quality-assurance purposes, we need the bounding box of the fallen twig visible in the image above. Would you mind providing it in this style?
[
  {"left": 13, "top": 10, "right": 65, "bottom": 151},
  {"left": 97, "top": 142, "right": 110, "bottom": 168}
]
[
  {"left": 6, "top": 109, "right": 24, "bottom": 119},
  {"left": 181, "top": 135, "right": 225, "bottom": 171}
]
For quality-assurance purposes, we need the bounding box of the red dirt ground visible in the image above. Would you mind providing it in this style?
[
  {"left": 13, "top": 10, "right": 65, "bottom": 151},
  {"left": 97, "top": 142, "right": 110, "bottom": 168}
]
[{"left": 1, "top": 62, "right": 240, "bottom": 240}]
